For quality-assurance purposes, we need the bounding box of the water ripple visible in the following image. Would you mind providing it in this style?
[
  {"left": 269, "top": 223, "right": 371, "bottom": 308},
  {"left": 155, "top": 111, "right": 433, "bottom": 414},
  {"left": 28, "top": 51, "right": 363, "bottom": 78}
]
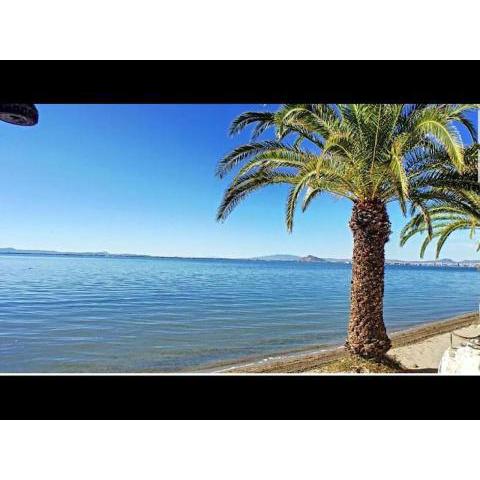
[{"left": 0, "top": 254, "right": 478, "bottom": 372}]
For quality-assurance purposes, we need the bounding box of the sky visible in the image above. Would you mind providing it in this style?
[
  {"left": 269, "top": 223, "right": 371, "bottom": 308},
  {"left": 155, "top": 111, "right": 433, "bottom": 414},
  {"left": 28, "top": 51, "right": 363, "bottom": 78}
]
[{"left": 0, "top": 104, "right": 478, "bottom": 261}]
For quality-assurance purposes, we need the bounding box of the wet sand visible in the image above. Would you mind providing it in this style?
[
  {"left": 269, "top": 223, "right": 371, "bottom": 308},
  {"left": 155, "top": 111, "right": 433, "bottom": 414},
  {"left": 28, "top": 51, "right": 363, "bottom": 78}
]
[{"left": 206, "top": 312, "right": 478, "bottom": 373}]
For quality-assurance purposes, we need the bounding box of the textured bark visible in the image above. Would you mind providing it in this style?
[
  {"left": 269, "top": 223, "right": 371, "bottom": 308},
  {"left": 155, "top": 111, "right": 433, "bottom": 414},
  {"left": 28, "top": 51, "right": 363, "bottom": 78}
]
[{"left": 346, "top": 199, "right": 392, "bottom": 358}]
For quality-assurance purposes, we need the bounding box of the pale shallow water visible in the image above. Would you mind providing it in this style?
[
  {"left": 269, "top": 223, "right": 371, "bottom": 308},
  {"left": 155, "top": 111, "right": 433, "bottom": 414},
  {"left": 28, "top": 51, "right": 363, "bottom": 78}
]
[{"left": 0, "top": 254, "right": 478, "bottom": 372}]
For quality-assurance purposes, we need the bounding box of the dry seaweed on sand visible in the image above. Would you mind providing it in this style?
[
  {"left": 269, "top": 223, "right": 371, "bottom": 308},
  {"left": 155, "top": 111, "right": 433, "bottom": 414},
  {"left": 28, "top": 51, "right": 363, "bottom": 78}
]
[{"left": 311, "top": 354, "right": 405, "bottom": 373}]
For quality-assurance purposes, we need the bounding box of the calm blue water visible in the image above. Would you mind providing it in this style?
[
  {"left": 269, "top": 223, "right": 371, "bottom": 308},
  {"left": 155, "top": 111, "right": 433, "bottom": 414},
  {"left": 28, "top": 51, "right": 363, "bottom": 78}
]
[{"left": 0, "top": 254, "right": 478, "bottom": 372}]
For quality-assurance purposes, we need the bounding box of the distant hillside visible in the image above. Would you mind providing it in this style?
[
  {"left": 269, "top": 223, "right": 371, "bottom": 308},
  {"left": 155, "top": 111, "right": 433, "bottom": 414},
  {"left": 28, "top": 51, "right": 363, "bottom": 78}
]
[
  {"left": 252, "top": 254, "right": 300, "bottom": 261},
  {"left": 299, "top": 255, "right": 327, "bottom": 263},
  {"left": 252, "top": 254, "right": 479, "bottom": 267},
  {"left": 254, "top": 254, "right": 479, "bottom": 269},
  {"left": 1, "top": 248, "right": 478, "bottom": 268}
]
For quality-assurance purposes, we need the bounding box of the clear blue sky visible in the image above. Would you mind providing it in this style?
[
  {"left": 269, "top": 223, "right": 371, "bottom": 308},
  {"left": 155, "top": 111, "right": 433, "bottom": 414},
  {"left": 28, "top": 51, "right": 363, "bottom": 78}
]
[{"left": 0, "top": 104, "right": 478, "bottom": 260}]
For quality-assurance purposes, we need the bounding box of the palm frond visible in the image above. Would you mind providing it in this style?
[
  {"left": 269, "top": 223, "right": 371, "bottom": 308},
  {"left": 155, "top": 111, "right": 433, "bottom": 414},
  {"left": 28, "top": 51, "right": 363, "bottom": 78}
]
[{"left": 217, "top": 104, "right": 480, "bottom": 245}]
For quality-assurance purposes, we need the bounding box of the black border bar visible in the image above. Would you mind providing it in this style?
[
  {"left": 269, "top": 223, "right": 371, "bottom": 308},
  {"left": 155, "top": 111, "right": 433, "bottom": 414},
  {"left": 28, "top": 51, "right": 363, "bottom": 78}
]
[{"left": 1, "top": 60, "right": 479, "bottom": 104}]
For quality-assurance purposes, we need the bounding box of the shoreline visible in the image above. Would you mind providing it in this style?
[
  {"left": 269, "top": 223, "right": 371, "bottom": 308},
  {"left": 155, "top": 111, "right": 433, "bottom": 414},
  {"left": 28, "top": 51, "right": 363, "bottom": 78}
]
[{"left": 194, "top": 312, "right": 478, "bottom": 373}]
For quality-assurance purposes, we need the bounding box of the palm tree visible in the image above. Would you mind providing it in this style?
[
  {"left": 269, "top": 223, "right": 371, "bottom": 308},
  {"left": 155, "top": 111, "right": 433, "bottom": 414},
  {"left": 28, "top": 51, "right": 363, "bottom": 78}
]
[
  {"left": 216, "top": 104, "right": 479, "bottom": 359},
  {"left": 401, "top": 144, "right": 480, "bottom": 258}
]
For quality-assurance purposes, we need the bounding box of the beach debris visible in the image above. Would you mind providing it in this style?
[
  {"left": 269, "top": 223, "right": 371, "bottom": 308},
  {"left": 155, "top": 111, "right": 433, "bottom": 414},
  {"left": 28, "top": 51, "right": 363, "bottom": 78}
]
[{"left": 311, "top": 354, "right": 404, "bottom": 374}]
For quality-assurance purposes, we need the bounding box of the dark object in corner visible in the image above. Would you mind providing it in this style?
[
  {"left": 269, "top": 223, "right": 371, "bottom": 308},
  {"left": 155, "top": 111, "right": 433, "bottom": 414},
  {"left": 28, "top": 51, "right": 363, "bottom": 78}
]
[{"left": 0, "top": 103, "right": 38, "bottom": 126}]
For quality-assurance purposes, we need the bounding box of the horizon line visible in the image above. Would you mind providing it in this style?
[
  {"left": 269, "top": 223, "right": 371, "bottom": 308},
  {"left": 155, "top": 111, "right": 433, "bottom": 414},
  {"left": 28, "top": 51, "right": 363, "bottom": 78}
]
[{"left": 0, "top": 247, "right": 478, "bottom": 264}]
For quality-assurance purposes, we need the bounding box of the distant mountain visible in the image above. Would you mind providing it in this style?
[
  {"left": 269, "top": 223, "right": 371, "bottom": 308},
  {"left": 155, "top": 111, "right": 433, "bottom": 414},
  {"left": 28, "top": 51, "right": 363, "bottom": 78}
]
[
  {"left": 299, "top": 255, "right": 327, "bottom": 263},
  {"left": 254, "top": 254, "right": 479, "bottom": 268},
  {"left": 1, "top": 248, "right": 478, "bottom": 268},
  {"left": 251, "top": 254, "right": 300, "bottom": 261}
]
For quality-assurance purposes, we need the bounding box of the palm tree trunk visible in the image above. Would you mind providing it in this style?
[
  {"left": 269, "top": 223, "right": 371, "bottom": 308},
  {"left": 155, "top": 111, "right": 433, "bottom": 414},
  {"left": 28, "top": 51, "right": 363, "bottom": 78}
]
[{"left": 346, "top": 199, "right": 392, "bottom": 358}]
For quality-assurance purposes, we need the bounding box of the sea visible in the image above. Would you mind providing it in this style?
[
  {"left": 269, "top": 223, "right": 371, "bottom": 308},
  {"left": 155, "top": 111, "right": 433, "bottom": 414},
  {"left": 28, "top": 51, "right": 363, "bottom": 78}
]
[{"left": 0, "top": 254, "right": 478, "bottom": 372}]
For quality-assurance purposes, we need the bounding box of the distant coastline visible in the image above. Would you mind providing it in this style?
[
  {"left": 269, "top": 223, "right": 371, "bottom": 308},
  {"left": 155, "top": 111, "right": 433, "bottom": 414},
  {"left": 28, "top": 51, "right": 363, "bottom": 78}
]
[
  {"left": 1, "top": 247, "right": 479, "bottom": 269},
  {"left": 253, "top": 254, "right": 480, "bottom": 269}
]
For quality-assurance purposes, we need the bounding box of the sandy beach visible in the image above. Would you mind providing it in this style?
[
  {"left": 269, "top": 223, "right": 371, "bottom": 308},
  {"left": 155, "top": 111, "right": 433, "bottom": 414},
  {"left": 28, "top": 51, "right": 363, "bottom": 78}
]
[
  {"left": 388, "top": 321, "right": 480, "bottom": 372},
  {"left": 208, "top": 312, "right": 479, "bottom": 373}
]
